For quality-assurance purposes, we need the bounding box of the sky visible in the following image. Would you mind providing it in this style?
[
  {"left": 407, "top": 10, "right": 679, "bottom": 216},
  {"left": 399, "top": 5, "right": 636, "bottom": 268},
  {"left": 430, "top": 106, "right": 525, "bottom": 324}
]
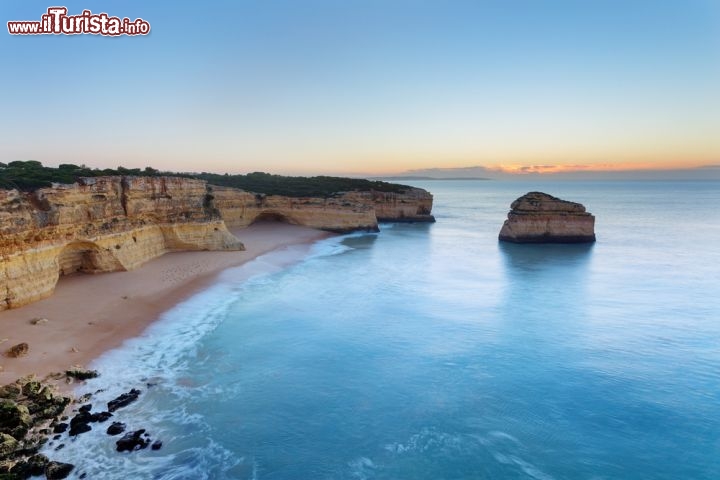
[{"left": 1, "top": 0, "right": 719, "bottom": 177}]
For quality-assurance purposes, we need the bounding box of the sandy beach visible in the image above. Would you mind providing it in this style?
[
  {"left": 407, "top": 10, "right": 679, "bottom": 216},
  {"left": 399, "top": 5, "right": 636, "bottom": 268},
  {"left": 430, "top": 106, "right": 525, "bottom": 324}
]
[{"left": 0, "top": 222, "right": 330, "bottom": 385}]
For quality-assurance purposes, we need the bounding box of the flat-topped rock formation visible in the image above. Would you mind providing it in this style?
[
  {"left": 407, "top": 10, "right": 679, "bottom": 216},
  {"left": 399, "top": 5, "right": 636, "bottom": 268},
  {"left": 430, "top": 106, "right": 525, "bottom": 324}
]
[
  {"left": 0, "top": 176, "right": 434, "bottom": 310},
  {"left": 499, "top": 192, "right": 596, "bottom": 243}
]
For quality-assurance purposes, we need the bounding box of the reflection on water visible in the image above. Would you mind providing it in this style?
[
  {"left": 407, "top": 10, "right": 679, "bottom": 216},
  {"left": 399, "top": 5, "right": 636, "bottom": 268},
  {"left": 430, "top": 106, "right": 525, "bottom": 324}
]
[
  {"left": 341, "top": 232, "right": 379, "bottom": 249},
  {"left": 498, "top": 241, "right": 594, "bottom": 311},
  {"left": 498, "top": 242, "right": 595, "bottom": 274}
]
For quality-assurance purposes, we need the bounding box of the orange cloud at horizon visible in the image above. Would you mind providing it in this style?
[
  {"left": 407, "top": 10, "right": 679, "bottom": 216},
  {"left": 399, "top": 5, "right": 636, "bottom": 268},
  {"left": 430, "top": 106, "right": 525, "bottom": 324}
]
[{"left": 490, "top": 161, "right": 708, "bottom": 175}]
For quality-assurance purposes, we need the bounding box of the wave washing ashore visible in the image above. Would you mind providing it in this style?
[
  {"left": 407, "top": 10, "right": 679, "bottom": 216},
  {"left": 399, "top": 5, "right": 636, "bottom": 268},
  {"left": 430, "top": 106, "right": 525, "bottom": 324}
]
[
  {"left": 3, "top": 180, "right": 720, "bottom": 479},
  {"left": 0, "top": 223, "right": 330, "bottom": 386}
]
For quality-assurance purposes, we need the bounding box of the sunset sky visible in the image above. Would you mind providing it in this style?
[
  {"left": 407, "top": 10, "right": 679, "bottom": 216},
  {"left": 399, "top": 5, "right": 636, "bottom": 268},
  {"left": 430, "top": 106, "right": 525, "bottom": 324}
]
[{"left": 1, "top": 0, "right": 718, "bottom": 177}]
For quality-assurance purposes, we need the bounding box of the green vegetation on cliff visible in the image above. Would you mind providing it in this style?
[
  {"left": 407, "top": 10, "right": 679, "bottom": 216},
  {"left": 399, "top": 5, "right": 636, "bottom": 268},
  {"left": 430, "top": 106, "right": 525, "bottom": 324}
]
[
  {"left": 0, "top": 161, "right": 410, "bottom": 197},
  {"left": 195, "top": 171, "right": 409, "bottom": 197},
  {"left": 0, "top": 161, "right": 163, "bottom": 191}
]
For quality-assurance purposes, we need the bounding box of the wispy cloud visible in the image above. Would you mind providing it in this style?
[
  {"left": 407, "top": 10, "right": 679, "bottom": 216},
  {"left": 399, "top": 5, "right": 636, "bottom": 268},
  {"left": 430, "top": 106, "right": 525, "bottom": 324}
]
[
  {"left": 497, "top": 164, "right": 595, "bottom": 174},
  {"left": 391, "top": 162, "right": 720, "bottom": 180}
]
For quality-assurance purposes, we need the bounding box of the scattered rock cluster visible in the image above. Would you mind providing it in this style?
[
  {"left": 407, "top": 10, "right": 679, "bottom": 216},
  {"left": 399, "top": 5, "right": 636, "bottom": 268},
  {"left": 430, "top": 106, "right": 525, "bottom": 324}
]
[
  {"left": 47, "top": 386, "right": 163, "bottom": 455},
  {"left": 67, "top": 403, "right": 113, "bottom": 436},
  {"left": 1, "top": 374, "right": 162, "bottom": 479}
]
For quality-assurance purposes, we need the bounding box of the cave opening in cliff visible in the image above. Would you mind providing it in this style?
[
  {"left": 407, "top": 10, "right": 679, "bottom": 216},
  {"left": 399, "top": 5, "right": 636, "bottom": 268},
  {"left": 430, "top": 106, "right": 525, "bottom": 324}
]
[
  {"left": 57, "top": 241, "right": 124, "bottom": 277},
  {"left": 250, "top": 212, "right": 296, "bottom": 225},
  {"left": 57, "top": 242, "right": 104, "bottom": 276}
]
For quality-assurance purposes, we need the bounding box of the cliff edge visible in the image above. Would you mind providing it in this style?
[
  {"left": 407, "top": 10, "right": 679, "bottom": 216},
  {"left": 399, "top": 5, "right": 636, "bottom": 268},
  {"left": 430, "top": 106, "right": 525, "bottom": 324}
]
[
  {"left": 0, "top": 176, "right": 243, "bottom": 310},
  {"left": 0, "top": 176, "right": 434, "bottom": 310}
]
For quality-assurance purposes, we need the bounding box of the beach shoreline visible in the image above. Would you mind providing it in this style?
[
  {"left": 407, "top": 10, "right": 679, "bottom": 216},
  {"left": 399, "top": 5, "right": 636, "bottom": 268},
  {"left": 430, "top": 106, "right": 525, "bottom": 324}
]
[{"left": 0, "top": 222, "right": 331, "bottom": 386}]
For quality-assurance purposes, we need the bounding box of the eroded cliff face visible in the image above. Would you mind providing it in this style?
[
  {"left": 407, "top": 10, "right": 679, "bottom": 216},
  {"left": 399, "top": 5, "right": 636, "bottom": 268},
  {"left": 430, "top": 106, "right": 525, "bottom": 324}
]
[
  {"left": 1, "top": 177, "right": 435, "bottom": 310},
  {"left": 344, "top": 188, "right": 435, "bottom": 223},
  {"left": 0, "top": 177, "right": 243, "bottom": 310},
  {"left": 211, "top": 186, "right": 434, "bottom": 232},
  {"left": 211, "top": 187, "right": 379, "bottom": 232},
  {"left": 498, "top": 192, "right": 596, "bottom": 243}
]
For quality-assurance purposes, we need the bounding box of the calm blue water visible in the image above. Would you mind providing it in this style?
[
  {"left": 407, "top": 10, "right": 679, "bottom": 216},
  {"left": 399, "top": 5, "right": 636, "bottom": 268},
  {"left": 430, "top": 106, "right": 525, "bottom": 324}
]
[{"left": 51, "top": 181, "right": 720, "bottom": 479}]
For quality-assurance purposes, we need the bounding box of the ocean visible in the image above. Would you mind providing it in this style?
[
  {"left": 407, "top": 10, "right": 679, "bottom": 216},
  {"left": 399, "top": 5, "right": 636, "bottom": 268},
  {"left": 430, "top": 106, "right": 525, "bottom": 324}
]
[{"left": 47, "top": 181, "right": 720, "bottom": 479}]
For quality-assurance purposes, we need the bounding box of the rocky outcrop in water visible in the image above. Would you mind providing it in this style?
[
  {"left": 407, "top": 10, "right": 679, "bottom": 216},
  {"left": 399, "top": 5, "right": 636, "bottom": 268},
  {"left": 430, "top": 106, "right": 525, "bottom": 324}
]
[
  {"left": 499, "top": 192, "right": 596, "bottom": 243},
  {"left": 68, "top": 403, "right": 113, "bottom": 437},
  {"left": 44, "top": 461, "right": 74, "bottom": 479},
  {"left": 106, "top": 422, "right": 125, "bottom": 436},
  {"left": 107, "top": 389, "right": 141, "bottom": 412},
  {"left": 115, "top": 429, "right": 151, "bottom": 452}
]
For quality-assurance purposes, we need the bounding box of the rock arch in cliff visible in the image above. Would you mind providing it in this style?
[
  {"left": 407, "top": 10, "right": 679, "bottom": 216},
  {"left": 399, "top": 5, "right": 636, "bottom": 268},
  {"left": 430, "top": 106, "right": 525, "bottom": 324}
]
[
  {"left": 57, "top": 241, "right": 125, "bottom": 276},
  {"left": 249, "top": 211, "right": 298, "bottom": 225}
]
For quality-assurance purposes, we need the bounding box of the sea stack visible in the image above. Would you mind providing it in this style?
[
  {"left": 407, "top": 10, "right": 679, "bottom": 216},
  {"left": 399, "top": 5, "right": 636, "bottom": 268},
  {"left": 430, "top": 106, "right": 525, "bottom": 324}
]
[{"left": 499, "top": 192, "right": 596, "bottom": 243}]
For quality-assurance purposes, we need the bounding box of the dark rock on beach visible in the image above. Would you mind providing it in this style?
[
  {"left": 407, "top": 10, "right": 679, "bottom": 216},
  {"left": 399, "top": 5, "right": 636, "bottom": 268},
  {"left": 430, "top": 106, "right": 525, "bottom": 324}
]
[
  {"left": 52, "top": 422, "right": 68, "bottom": 434},
  {"left": 45, "top": 460, "right": 74, "bottom": 479},
  {"left": 0, "top": 400, "right": 32, "bottom": 439},
  {"left": 116, "top": 429, "right": 150, "bottom": 452},
  {"left": 4, "top": 343, "right": 29, "bottom": 358},
  {"left": 92, "top": 411, "right": 113, "bottom": 422},
  {"left": 74, "top": 411, "right": 89, "bottom": 424},
  {"left": 8, "top": 453, "right": 49, "bottom": 477},
  {"left": 68, "top": 422, "right": 91, "bottom": 436},
  {"left": 107, "top": 389, "right": 141, "bottom": 412},
  {"left": 68, "top": 404, "right": 113, "bottom": 436},
  {"left": 65, "top": 369, "right": 100, "bottom": 381},
  {"left": 69, "top": 410, "right": 93, "bottom": 436},
  {"left": 499, "top": 192, "right": 596, "bottom": 243},
  {"left": 106, "top": 422, "right": 126, "bottom": 436},
  {"left": 0, "top": 433, "right": 18, "bottom": 457}
]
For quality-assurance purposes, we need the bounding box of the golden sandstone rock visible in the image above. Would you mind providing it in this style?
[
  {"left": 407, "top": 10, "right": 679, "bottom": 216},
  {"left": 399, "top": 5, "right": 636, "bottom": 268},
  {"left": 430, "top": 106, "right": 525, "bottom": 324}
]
[
  {"left": 499, "top": 192, "right": 596, "bottom": 243},
  {"left": 0, "top": 176, "right": 244, "bottom": 310}
]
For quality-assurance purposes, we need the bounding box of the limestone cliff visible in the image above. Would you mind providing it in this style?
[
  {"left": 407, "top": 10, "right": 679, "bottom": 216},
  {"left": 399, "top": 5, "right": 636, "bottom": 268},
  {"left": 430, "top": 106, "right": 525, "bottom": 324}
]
[
  {"left": 343, "top": 188, "right": 435, "bottom": 223},
  {"left": 498, "top": 192, "right": 596, "bottom": 243},
  {"left": 211, "top": 186, "right": 434, "bottom": 232},
  {"left": 1, "top": 176, "right": 434, "bottom": 310},
  {"left": 0, "top": 177, "right": 243, "bottom": 310},
  {"left": 211, "top": 187, "right": 379, "bottom": 233}
]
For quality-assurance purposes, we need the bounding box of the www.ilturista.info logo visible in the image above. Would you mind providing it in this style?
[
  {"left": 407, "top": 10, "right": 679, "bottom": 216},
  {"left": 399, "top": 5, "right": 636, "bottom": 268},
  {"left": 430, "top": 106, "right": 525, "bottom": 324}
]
[{"left": 7, "top": 7, "right": 150, "bottom": 36}]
